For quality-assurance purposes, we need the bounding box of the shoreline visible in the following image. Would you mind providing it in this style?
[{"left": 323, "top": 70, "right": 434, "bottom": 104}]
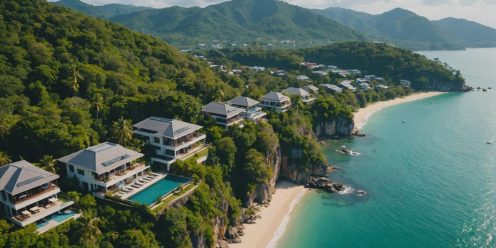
[
  {"left": 229, "top": 181, "right": 309, "bottom": 248},
  {"left": 230, "top": 92, "right": 445, "bottom": 248},
  {"left": 354, "top": 92, "right": 446, "bottom": 130}
]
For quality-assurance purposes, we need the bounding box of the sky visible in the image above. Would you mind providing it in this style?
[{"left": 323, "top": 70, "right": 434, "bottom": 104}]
[{"left": 75, "top": 0, "right": 496, "bottom": 28}]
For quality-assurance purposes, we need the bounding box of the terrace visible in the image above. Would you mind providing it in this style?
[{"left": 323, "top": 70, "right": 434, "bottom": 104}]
[
  {"left": 94, "top": 163, "right": 150, "bottom": 186},
  {"left": 10, "top": 183, "right": 59, "bottom": 207},
  {"left": 11, "top": 198, "right": 74, "bottom": 227},
  {"left": 162, "top": 133, "right": 206, "bottom": 150}
]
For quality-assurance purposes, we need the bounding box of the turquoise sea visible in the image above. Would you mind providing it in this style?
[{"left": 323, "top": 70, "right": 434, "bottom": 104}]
[{"left": 277, "top": 48, "right": 496, "bottom": 248}]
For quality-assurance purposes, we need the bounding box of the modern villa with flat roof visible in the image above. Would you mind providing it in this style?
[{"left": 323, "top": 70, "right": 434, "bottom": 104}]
[
  {"left": 227, "top": 96, "right": 267, "bottom": 122},
  {"left": 58, "top": 142, "right": 150, "bottom": 198},
  {"left": 202, "top": 102, "right": 245, "bottom": 127},
  {"left": 283, "top": 87, "right": 316, "bottom": 104},
  {"left": 260, "top": 92, "right": 292, "bottom": 113},
  {"left": 133, "top": 117, "right": 208, "bottom": 170},
  {"left": 0, "top": 161, "right": 77, "bottom": 233}
]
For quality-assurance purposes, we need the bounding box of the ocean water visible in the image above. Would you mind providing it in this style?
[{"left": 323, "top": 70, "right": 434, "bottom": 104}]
[{"left": 277, "top": 48, "right": 496, "bottom": 248}]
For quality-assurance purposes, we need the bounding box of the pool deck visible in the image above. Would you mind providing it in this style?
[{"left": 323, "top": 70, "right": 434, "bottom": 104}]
[
  {"left": 37, "top": 212, "right": 82, "bottom": 234},
  {"left": 113, "top": 173, "right": 167, "bottom": 200}
]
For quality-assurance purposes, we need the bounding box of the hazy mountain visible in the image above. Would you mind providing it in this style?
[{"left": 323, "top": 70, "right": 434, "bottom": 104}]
[
  {"left": 55, "top": 0, "right": 364, "bottom": 46},
  {"left": 56, "top": 0, "right": 150, "bottom": 18},
  {"left": 314, "top": 7, "right": 464, "bottom": 50},
  {"left": 435, "top": 18, "right": 496, "bottom": 48}
]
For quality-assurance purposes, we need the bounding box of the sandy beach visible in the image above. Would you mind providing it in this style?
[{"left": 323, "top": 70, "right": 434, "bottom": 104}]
[
  {"left": 354, "top": 92, "right": 445, "bottom": 130},
  {"left": 230, "top": 181, "right": 308, "bottom": 248},
  {"left": 230, "top": 92, "right": 444, "bottom": 248}
]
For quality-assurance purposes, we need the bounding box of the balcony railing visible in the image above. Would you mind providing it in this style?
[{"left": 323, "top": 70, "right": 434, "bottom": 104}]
[{"left": 12, "top": 184, "right": 59, "bottom": 204}]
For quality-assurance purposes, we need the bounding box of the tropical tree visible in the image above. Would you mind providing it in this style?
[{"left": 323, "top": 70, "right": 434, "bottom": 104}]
[
  {"left": 0, "top": 151, "right": 11, "bottom": 166},
  {"left": 92, "top": 93, "right": 104, "bottom": 122},
  {"left": 75, "top": 217, "right": 102, "bottom": 246},
  {"left": 39, "top": 155, "right": 56, "bottom": 173},
  {"left": 70, "top": 60, "right": 83, "bottom": 96},
  {"left": 112, "top": 117, "right": 133, "bottom": 147}
]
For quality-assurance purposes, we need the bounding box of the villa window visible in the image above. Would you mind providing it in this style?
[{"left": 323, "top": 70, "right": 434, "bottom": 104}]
[
  {"left": 69, "top": 165, "right": 74, "bottom": 172},
  {"left": 77, "top": 169, "right": 85, "bottom": 176},
  {"left": 153, "top": 137, "right": 160, "bottom": 144},
  {"left": 1, "top": 191, "right": 6, "bottom": 201}
]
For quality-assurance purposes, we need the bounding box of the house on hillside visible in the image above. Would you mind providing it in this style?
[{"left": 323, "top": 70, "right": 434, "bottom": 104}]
[
  {"left": 303, "top": 85, "right": 319, "bottom": 94},
  {"left": 133, "top": 117, "right": 208, "bottom": 169},
  {"left": 227, "top": 96, "right": 267, "bottom": 122},
  {"left": 283, "top": 87, "right": 316, "bottom": 104},
  {"left": 58, "top": 142, "right": 151, "bottom": 197},
  {"left": 338, "top": 80, "right": 357, "bottom": 92},
  {"left": 202, "top": 102, "right": 244, "bottom": 127},
  {"left": 320, "top": 84, "right": 342, "bottom": 94},
  {"left": 0, "top": 161, "right": 78, "bottom": 233},
  {"left": 296, "top": 75, "right": 311, "bottom": 81},
  {"left": 260, "top": 92, "right": 292, "bottom": 113},
  {"left": 312, "top": 71, "right": 329, "bottom": 77},
  {"left": 400, "top": 79, "right": 412, "bottom": 87}
]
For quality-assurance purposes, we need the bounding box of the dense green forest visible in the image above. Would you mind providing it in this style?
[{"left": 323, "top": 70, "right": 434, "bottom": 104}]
[{"left": 0, "top": 0, "right": 466, "bottom": 247}]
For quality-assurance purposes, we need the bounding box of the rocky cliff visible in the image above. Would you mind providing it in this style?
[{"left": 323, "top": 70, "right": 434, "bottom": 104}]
[
  {"left": 313, "top": 115, "right": 354, "bottom": 139},
  {"left": 246, "top": 146, "right": 282, "bottom": 206}
]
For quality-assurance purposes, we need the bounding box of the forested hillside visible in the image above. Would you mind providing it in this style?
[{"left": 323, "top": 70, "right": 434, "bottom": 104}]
[
  {"left": 206, "top": 42, "right": 466, "bottom": 91},
  {"left": 56, "top": 0, "right": 364, "bottom": 47},
  {"left": 0, "top": 1, "right": 352, "bottom": 247}
]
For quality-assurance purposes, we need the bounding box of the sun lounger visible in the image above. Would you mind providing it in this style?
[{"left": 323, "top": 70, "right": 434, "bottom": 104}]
[
  {"left": 131, "top": 184, "right": 140, "bottom": 189},
  {"left": 152, "top": 173, "right": 160, "bottom": 176}
]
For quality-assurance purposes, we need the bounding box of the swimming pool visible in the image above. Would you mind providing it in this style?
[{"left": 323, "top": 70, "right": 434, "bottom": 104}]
[
  {"left": 36, "top": 210, "right": 77, "bottom": 228},
  {"left": 128, "top": 175, "right": 191, "bottom": 206}
]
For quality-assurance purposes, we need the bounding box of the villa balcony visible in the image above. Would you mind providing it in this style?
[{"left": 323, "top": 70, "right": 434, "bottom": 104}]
[
  {"left": 163, "top": 134, "right": 206, "bottom": 151},
  {"left": 102, "top": 163, "right": 150, "bottom": 187},
  {"left": 10, "top": 184, "right": 60, "bottom": 210},
  {"left": 11, "top": 199, "right": 74, "bottom": 227}
]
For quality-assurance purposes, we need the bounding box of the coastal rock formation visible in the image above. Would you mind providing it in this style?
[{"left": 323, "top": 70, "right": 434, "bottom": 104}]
[
  {"left": 314, "top": 116, "right": 354, "bottom": 138},
  {"left": 305, "top": 176, "right": 345, "bottom": 193}
]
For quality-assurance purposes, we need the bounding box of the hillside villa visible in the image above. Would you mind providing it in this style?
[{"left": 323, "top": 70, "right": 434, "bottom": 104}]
[
  {"left": 227, "top": 96, "right": 267, "bottom": 122},
  {"left": 400, "top": 79, "right": 412, "bottom": 87},
  {"left": 57, "top": 142, "right": 158, "bottom": 198},
  {"left": 260, "top": 92, "right": 292, "bottom": 113},
  {"left": 303, "top": 85, "right": 319, "bottom": 94},
  {"left": 320, "top": 84, "right": 343, "bottom": 94},
  {"left": 283, "top": 87, "right": 316, "bottom": 104},
  {"left": 202, "top": 102, "right": 245, "bottom": 127},
  {"left": 0, "top": 161, "right": 78, "bottom": 233},
  {"left": 133, "top": 117, "right": 208, "bottom": 170},
  {"left": 338, "top": 80, "right": 357, "bottom": 92}
]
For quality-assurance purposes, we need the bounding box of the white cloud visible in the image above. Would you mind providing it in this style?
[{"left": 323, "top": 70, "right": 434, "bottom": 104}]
[{"left": 75, "top": 0, "right": 496, "bottom": 28}]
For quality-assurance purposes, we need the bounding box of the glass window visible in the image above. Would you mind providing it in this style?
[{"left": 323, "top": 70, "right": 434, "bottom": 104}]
[
  {"left": 77, "top": 169, "right": 85, "bottom": 176},
  {"left": 69, "top": 165, "right": 74, "bottom": 172}
]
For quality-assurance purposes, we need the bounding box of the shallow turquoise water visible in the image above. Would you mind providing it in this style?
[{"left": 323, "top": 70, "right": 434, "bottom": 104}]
[
  {"left": 128, "top": 175, "right": 190, "bottom": 206},
  {"left": 36, "top": 210, "right": 77, "bottom": 228},
  {"left": 278, "top": 48, "right": 496, "bottom": 248}
]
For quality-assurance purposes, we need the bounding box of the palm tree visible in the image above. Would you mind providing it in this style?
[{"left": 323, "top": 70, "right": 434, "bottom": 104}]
[
  {"left": 39, "top": 155, "right": 56, "bottom": 173},
  {"left": 0, "top": 151, "right": 11, "bottom": 166},
  {"left": 92, "top": 94, "right": 104, "bottom": 122},
  {"left": 76, "top": 217, "right": 102, "bottom": 246},
  {"left": 112, "top": 117, "right": 133, "bottom": 147},
  {"left": 70, "top": 59, "right": 83, "bottom": 96}
]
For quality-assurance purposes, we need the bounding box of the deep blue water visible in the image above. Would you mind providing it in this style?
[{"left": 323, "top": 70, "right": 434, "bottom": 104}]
[{"left": 278, "top": 48, "right": 496, "bottom": 248}]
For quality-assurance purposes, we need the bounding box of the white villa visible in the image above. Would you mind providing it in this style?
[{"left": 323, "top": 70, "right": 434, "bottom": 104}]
[
  {"left": 320, "top": 84, "right": 343, "bottom": 94},
  {"left": 133, "top": 117, "right": 208, "bottom": 170},
  {"left": 227, "top": 96, "right": 267, "bottom": 122},
  {"left": 303, "top": 85, "right": 319, "bottom": 94},
  {"left": 202, "top": 102, "right": 245, "bottom": 127},
  {"left": 338, "top": 80, "right": 357, "bottom": 92},
  {"left": 283, "top": 87, "right": 316, "bottom": 104},
  {"left": 0, "top": 161, "right": 77, "bottom": 233},
  {"left": 260, "top": 92, "right": 292, "bottom": 113},
  {"left": 58, "top": 142, "right": 152, "bottom": 198},
  {"left": 400, "top": 79, "right": 412, "bottom": 87}
]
